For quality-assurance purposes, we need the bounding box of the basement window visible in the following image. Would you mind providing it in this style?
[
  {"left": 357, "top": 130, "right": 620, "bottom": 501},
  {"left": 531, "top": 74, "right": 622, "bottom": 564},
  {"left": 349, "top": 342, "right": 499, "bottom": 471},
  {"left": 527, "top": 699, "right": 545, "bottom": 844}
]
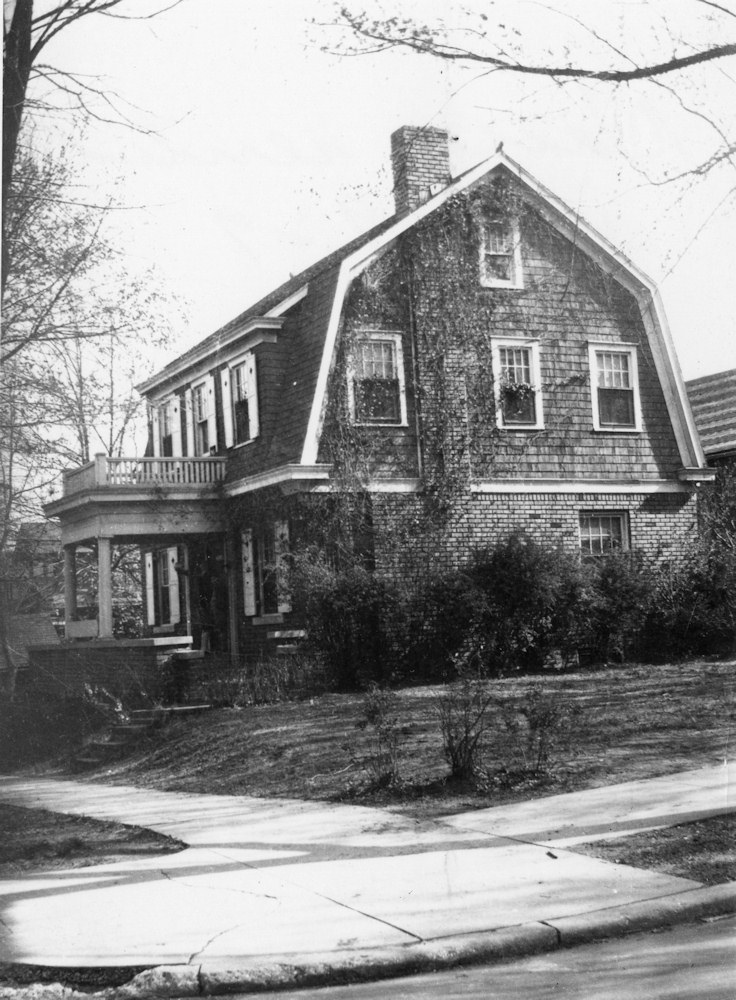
[{"left": 579, "top": 512, "right": 629, "bottom": 556}]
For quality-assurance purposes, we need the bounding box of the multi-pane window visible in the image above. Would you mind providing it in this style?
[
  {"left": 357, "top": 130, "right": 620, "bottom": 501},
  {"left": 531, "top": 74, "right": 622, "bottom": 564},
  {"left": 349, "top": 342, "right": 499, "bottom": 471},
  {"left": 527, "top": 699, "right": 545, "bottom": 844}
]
[
  {"left": 156, "top": 550, "right": 171, "bottom": 623},
  {"left": 253, "top": 530, "right": 278, "bottom": 617},
  {"left": 231, "top": 358, "right": 259, "bottom": 444},
  {"left": 232, "top": 362, "right": 251, "bottom": 443},
  {"left": 480, "top": 219, "right": 522, "bottom": 287},
  {"left": 499, "top": 345, "right": 536, "bottom": 425},
  {"left": 589, "top": 346, "right": 640, "bottom": 430},
  {"left": 579, "top": 513, "right": 628, "bottom": 556},
  {"left": 491, "top": 338, "right": 543, "bottom": 429},
  {"left": 192, "top": 384, "right": 209, "bottom": 455},
  {"left": 159, "top": 402, "right": 173, "bottom": 457},
  {"left": 352, "top": 335, "right": 405, "bottom": 425},
  {"left": 242, "top": 522, "right": 291, "bottom": 618}
]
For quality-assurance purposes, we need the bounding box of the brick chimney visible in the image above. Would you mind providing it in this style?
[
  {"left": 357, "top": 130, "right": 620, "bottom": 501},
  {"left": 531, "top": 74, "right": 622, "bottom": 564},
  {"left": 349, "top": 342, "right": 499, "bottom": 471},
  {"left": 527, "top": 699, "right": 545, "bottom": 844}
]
[{"left": 390, "top": 126, "right": 451, "bottom": 216}]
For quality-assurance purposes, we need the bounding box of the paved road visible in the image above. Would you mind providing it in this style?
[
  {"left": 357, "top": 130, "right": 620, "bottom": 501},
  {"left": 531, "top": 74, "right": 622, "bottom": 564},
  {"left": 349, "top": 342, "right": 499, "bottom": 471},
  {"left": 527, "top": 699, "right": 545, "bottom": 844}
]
[{"left": 252, "top": 916, "right": 736, "bottom": 1000}]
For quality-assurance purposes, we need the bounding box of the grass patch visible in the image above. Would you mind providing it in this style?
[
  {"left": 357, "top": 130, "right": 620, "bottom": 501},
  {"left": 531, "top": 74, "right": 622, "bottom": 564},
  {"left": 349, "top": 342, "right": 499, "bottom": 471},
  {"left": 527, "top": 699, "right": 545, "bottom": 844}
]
[
  {"left": 574, "top": 813, "right": 735, "bottom": 886},
  {"left": 40, "top": 659, "right": 735, "bottom": 818},
  {"left": 0, "top": 804, "right": 185, "bottom": 877}
]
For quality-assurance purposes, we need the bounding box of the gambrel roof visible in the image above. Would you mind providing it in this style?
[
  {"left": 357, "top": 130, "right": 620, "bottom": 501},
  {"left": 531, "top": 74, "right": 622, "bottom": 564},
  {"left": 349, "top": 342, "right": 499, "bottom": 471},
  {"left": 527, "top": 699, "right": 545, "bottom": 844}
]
[{"left": 141, "top": 148, "right": 709, "bottom": 481}]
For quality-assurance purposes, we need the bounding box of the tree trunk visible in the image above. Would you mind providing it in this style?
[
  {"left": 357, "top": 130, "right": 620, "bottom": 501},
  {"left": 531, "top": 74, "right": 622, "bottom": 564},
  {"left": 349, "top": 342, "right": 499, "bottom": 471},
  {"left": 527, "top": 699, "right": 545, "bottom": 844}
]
[{"left": 2, "top": 0, "right": 34, "bottom": 301}]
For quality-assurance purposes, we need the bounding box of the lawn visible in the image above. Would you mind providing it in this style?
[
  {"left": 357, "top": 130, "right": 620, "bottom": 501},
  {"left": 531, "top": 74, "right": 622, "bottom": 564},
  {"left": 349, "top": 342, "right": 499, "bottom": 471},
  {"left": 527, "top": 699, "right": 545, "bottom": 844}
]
[
  {"left": 1, "top": 660, "right": 732, "bottom": 991},
  {"left": 57, "top": 658, "right": 735, "bottom": 817}
]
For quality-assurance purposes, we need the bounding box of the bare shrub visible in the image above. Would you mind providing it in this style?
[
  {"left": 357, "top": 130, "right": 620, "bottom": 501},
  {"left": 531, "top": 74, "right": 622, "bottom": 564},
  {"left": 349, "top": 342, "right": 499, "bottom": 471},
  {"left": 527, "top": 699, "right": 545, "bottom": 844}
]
[
  {"left": 193, "top": 652, "right": 332, "bottom": 707},
  {"left": 355, "top": 684, "right": 406, "bottom": 789},
  {"left": 497, "top": 683, "right": 579, "bottom": 780},
  {"left": 436, "top": 664, "right": 496, "bottom": 783}
]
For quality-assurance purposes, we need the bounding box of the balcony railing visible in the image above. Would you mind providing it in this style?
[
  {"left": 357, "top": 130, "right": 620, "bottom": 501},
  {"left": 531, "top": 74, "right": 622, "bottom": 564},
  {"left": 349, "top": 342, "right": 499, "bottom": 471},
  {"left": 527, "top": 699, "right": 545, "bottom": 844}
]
[{"left": 62, "top": 454, "right": 227, "bottom": 497}]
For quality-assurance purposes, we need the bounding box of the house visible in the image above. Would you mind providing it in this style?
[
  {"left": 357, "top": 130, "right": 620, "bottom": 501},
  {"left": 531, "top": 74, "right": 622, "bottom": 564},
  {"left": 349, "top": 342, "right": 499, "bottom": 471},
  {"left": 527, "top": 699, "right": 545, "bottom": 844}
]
[
  {"left": 5, "top": 521, "right": 64, "bottom": 614},
  {"left": 686, "top": 368, "right": 736, "bottom": 464},
  {"left": 42, "top": 126, "right": 712, "bottom": 678}
]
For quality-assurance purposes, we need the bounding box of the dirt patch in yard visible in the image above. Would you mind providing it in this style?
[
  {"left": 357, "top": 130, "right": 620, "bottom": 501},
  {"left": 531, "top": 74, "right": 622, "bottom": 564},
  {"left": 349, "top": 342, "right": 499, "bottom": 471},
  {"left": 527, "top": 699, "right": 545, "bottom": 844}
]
[
  {"left": 0, "top": 806, "right": 185, "bottom": 992},
  {"left": 0, "top": 804, "right": 185, "bottom": 878},
  {"left": 574, "top": 813, "right": 735, "bottom": 886}
]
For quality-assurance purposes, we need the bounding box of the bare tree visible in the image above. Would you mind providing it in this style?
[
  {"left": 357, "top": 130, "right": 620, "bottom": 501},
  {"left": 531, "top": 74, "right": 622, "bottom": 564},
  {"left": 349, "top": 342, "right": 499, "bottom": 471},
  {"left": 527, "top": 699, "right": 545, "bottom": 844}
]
[
  {"left": 337, "top": 5, "right": 736, "bottom": 82},
  {"left": 0, "top": 140, "right": 175, "bottom": 694},
  {"left": 2, "top": 0, "right": 180, "bottom": 295},
  {"left": 334, "top": 3, "right": 736, "bottom": 181}
]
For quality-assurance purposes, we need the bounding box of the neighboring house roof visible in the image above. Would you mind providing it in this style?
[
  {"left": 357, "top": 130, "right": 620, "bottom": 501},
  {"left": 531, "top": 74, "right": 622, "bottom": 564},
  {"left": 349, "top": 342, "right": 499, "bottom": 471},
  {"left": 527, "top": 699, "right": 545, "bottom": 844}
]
[
  {"left": 141, "top": 147, "right": 709, "bottom": 478},
  {"left": 686, "top": 368, "right": 736, "bottom": 460},
  {"left": 0, "top": 613, "right": 60, "bottom": 673}
]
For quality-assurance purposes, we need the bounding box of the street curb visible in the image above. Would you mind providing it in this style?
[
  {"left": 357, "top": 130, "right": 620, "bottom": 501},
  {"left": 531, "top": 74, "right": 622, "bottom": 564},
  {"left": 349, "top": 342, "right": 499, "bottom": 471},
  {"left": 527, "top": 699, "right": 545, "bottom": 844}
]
[{"left": 107, "top": 882, "right": 736, "bottom": 997}]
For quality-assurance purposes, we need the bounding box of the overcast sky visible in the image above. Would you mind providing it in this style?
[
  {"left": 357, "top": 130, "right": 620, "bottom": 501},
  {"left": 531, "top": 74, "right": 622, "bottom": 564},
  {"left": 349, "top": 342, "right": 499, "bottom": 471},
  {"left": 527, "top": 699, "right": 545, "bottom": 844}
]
[{"left": 28, "top": 0, "right": 736, "bottom": 381}]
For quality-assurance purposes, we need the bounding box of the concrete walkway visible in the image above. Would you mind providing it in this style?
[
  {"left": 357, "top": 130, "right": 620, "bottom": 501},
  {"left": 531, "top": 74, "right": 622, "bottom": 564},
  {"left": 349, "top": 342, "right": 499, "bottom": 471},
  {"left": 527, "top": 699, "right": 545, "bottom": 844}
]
[{"left": 0, "top": 761, "right": 733, "bottom": 994}]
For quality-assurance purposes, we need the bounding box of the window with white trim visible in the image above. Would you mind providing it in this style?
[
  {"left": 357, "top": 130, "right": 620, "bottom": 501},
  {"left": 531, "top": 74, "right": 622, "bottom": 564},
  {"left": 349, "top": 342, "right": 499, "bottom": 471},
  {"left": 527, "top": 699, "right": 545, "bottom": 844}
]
[
  {"left": 480, "top": 218, "right": 522, "bottom": 288},
  {"left": 579, "top": 512, "right": 629, "bottom": 556},
  {"left": 192, "top": 383, "right": 210, "bottom": 455},
  {"left": 589, "top": 345, "right": 641, "bottom": 431},
  {"left": 349, "top": 333, "right": 407, "bottom": 426},
  {"left": 241, "top": 521, "right": 291, "bottom": 618},
  {"left": 491, "top": 338, "right": 544, "bottom": 429},
  {"left": 144, "top": 547, "right": 181, "bottom": 626},
  {"left": 159, "top": 401, "right": 173, "bottom": 457},
  {"left": 233, "top": 355, "right": 258, "bottom": 444}
]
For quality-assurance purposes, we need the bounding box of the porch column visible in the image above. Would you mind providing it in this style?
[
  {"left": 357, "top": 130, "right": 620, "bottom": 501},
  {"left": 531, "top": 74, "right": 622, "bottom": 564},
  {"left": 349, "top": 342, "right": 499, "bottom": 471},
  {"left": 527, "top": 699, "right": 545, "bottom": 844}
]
[
  {"left": 97, "top": 536, "right": 114, "bottom": 637},
  {"left": 63, "top": 545, "right": 77, "bottom": 623}
]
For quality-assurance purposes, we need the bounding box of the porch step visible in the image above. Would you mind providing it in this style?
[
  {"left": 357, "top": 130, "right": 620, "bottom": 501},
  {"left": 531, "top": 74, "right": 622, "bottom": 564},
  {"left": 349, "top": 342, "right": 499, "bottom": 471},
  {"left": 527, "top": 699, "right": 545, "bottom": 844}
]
[{"left": 71, "top": 703, "right": 211, "bottom": 770}]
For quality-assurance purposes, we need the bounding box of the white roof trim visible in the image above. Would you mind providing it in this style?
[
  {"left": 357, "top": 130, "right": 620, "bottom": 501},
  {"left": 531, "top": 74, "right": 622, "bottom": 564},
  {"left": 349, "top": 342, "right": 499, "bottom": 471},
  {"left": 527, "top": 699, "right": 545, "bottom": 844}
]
[
  {"left": 471, "top": 479, "right": 694, "bottom": 495},
  {"left": 265, "top": 283, "right": 308, "bottom": 317},
  {"left": 137, "top": 318, "right": 284, "bottom": 397},
  {"left": 224, "top": 463, "right": 331, "bottom": 497},
  {"left": 300, "top": 149, "right": 706, "bottom": 471}
]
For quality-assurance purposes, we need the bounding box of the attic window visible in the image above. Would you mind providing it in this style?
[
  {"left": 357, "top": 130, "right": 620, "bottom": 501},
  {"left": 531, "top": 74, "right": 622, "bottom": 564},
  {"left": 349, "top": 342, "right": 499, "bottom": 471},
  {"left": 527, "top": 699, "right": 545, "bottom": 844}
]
[
  {"left": 349, "top": 332, "right": 407, "bottom": 426},
  {"left": 480, "top": 218, "right": 522, "bottom": 289}
]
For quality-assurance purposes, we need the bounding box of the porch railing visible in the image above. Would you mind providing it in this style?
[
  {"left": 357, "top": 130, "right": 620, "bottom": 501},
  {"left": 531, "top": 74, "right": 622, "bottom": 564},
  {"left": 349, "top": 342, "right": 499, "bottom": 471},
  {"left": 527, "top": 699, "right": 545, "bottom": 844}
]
[{"left": 62, "top": 455, "right": 227, "bottom": 496}]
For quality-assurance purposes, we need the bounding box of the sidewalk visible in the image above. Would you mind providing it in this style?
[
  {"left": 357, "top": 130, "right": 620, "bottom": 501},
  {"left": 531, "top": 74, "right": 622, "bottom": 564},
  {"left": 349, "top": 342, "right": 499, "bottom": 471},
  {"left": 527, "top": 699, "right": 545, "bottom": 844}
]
[{"left": 0, "top": 761, "right": 733, "bottom": 995}]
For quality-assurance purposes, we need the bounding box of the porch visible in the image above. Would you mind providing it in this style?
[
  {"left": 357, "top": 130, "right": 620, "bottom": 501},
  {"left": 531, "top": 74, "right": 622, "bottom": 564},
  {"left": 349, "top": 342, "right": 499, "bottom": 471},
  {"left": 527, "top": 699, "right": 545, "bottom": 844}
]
[
  {"left": 45, "top": 454, "right": 231, "bottom": 647},
  {"left": 61, "top": 454, "right": 227, "bottom": 495}
]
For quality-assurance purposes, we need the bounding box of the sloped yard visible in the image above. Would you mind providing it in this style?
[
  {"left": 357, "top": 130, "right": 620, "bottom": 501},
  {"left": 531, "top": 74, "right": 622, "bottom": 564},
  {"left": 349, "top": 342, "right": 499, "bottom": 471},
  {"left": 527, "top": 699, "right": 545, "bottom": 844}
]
[{"left": 51, "top": 658, "right": 735, "bottom": 816}]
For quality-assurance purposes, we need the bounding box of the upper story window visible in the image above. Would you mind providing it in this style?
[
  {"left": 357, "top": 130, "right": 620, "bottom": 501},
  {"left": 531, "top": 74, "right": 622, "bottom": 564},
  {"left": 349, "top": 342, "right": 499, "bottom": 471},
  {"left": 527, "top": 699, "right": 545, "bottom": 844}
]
[
  {"left": 480, "top": 218, "right": 523, "bottom": 289},
  {"left": 491, "top": 338, "right": 544, "bottom": 430},
  {"left": 159, "top": 401, "right": 173, "bottom": 457},
  {"left": 349, "top": 332, "right": 407, "bottom": 426},
  {"left": 220, "top": 352, "right": 259, "bottom": 448},
  {"left": 579, "top": 512, "right": 629, "bottom": 557},
  {"left": 152, "top": 396, "right": 182, "bottom": 458},
  {"left": 233, "top": 355, "right": 259, "bottom": 444},
  {"left": 192, "top": 382, "right": 210, "bottom": 455},
  {"left": 588, "top": 344, "right": 641, "bottom": 432}
]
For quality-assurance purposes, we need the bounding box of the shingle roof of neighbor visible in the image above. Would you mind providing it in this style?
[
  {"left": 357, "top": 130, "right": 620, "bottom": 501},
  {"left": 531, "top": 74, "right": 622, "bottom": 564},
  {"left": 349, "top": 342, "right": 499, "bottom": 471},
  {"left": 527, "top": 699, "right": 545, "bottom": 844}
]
[{"left": 686, "top": 368, "right": 736, "bottom": 459}]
